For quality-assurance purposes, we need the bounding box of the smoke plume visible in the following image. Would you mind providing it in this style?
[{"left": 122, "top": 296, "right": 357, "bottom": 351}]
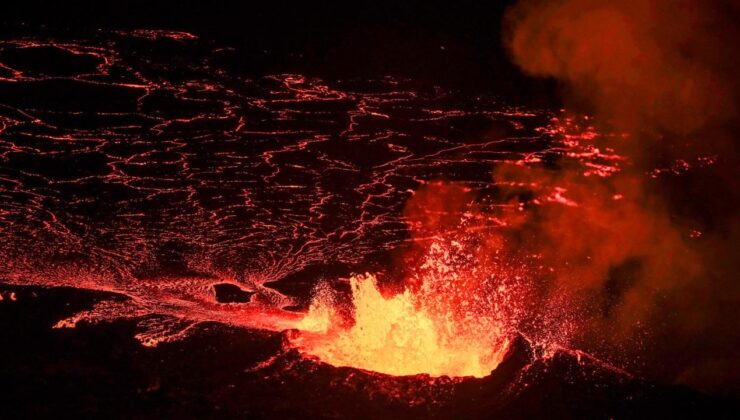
[{"left": 503, "top": 0, "right": 740, "bottom": 395}]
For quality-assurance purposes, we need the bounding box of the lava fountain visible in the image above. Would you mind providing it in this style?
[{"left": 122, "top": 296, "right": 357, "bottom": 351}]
[
  {"left": 290, "top": 183, "right": 530, "bottom": 377},
  {"left": 294, "top": 272, "right": 510, "bottom": 377}
]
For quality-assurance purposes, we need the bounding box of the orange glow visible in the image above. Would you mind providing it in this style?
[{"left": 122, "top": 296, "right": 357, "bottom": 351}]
[{"left": 295, "top": 273, "right": 509, "bottom": 377}]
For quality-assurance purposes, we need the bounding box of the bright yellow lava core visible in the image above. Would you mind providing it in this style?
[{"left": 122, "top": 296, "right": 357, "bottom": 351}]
[{"left": 295, "top": 273, "right": 509, "bottom": 377}]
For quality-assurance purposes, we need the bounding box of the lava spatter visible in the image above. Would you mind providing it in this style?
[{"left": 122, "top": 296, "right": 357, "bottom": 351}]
[
  {"left": 293, "top": 266, "right": 512, "bottom": 378},
  {"left": 290, "top": 189, "right": 532, "bottom": 378}
]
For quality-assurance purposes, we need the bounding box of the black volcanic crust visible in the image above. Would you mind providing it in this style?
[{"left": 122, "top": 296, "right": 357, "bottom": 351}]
[
  {"left": 0, "top": 284, "right": 736, "bottom": 419},
  {"left": 212, "top": 283, "right": 254, "bottom": 303}
]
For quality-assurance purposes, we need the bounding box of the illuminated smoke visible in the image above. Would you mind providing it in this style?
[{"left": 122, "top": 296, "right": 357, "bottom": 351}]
[{"left": 504, "top": 0, "right": 740, "bottom": 394}]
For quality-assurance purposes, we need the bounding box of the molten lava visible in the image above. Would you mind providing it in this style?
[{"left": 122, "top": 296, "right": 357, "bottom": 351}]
[
  {"left": 295, "top": 273, "right": 509, "bottom": 377},
  {"left": 291, "top": 220, "right": 524, "bottom": 378},
  {"left": 286, "top": 180, "right": 545, "bottom": 378}
]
